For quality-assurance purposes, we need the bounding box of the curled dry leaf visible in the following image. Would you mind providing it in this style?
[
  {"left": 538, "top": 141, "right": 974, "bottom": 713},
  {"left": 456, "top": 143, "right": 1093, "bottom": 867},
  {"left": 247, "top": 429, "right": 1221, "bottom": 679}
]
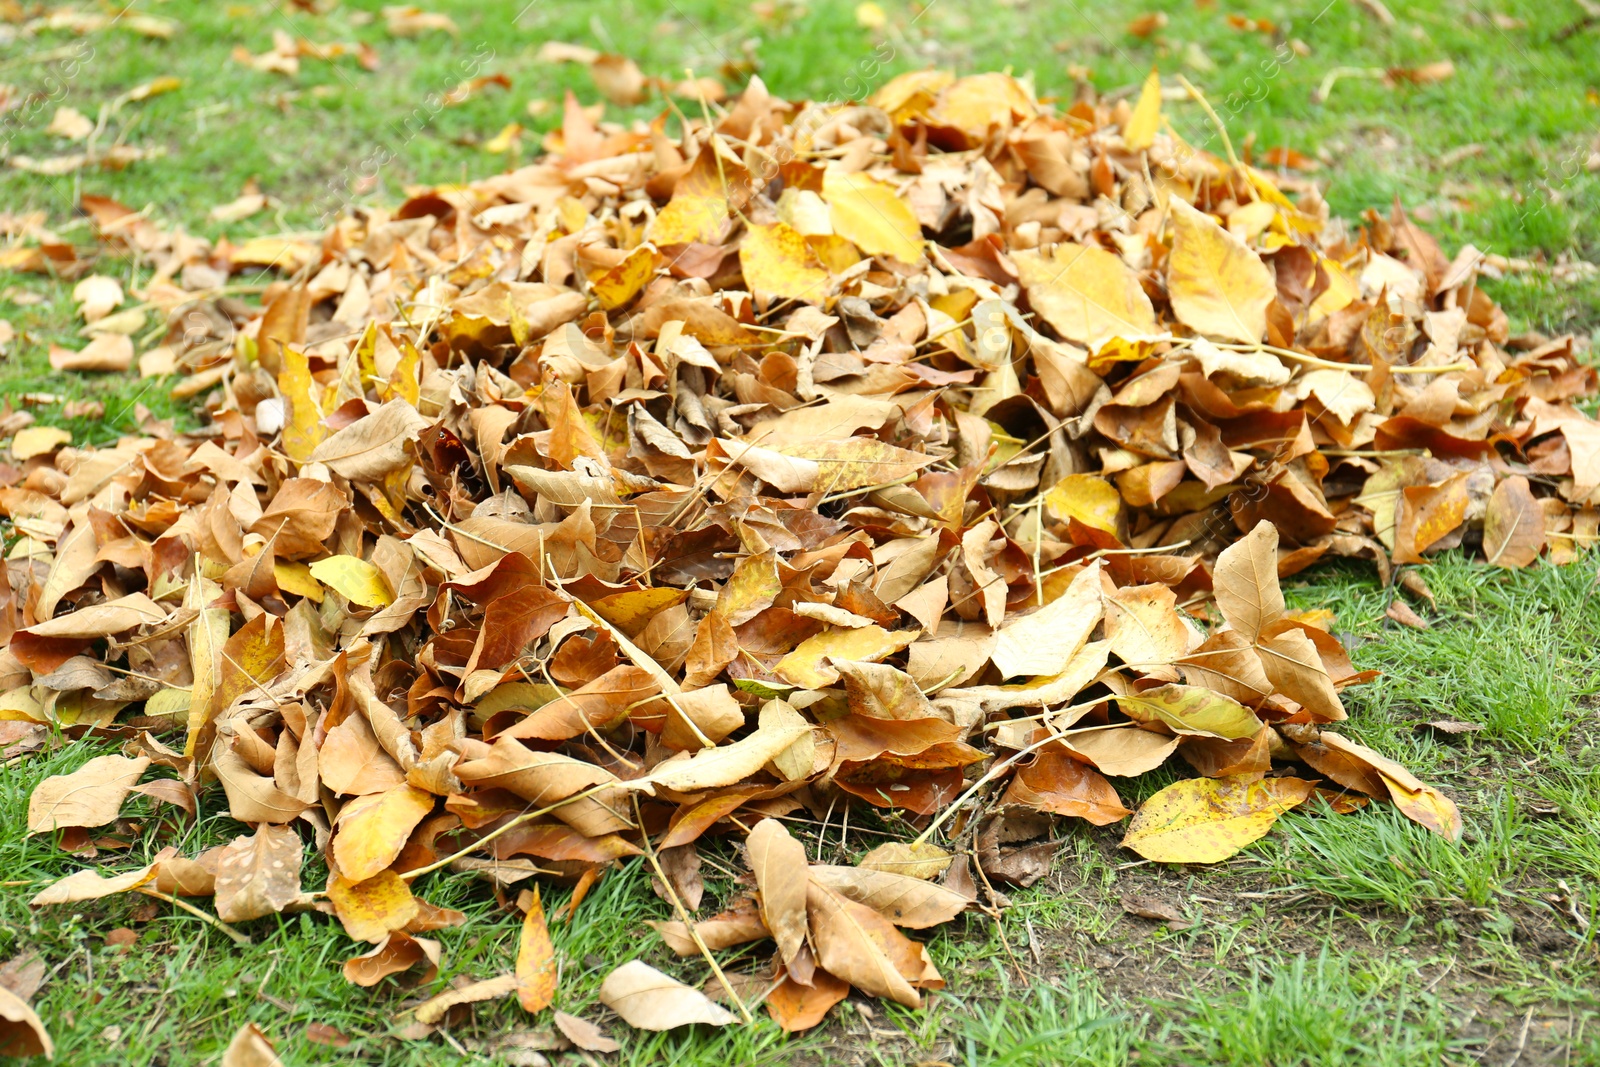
[
  {"left": 0, "top": 985, "right": 53, "bottom": 1060},
  {"left": 598, "top": 960, "right": 736, "bottom": 1030}
]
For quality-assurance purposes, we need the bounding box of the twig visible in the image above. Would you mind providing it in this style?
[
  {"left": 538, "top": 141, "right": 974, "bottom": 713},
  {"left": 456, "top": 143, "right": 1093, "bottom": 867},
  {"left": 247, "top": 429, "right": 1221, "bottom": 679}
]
[
  {"left": 136, "top": 887, "right": 252, "bottom": 947},
  {"left": 1176, "top": 75, "right": 1254, "bottom": 202},
  {"left": 633, "top": 796, "right": 753, "bottom": 1025}
]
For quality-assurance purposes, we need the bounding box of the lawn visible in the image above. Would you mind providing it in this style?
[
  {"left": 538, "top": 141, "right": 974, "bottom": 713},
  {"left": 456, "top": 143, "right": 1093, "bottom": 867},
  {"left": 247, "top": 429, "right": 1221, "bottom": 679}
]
[{"left": 1, "top": 0, "right": 1598, "bottom": 1064}]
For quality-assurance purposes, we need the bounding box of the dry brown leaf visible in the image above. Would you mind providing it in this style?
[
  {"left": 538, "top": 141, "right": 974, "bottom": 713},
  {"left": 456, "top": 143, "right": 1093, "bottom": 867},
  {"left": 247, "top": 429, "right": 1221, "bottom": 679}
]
[{"left": 598, "top": 960, "right": 736, "bottom": 1029}]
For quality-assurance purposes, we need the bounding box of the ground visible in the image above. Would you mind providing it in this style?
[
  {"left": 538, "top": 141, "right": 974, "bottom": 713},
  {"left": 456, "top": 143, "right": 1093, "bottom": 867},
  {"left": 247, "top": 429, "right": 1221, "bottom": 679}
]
[{"left": 1, "top": 1, "right": 1598, "bottom": 1064}]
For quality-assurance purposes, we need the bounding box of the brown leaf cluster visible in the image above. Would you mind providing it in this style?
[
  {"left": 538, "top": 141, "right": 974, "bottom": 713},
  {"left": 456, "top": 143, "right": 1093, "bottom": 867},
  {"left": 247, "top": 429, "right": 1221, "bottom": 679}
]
[{"left": 4, "top": 66, "right": 1595, "bottom": 1041}]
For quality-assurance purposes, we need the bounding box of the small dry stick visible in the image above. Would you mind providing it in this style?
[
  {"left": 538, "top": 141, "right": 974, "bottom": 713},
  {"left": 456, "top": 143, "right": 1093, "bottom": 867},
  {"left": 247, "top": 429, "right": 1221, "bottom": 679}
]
[
  {"left": 632, "top": 796, "right": 754, "bottom": 1025},
  {"left": 137, "top": 887, "right": 252, "bottom": 946}
]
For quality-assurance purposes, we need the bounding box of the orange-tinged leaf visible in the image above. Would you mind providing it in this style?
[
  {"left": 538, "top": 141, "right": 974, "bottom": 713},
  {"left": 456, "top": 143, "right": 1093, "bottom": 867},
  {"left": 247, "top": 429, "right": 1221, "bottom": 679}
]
[
  {"left": 767, "top": 968, "right": 849, "bottom": 1032},
  {"left": 332, "top": 784, "right": 435, "bottom": 882},
  {"left": 1121, "top": 775, "right": 1315, "bottom": 862},
  {"left": 1002, "top": 746, "right": 1131, "bottom": 825},
  {"left": 516, "top": 886, "right": 558, "bottom": 1012}
]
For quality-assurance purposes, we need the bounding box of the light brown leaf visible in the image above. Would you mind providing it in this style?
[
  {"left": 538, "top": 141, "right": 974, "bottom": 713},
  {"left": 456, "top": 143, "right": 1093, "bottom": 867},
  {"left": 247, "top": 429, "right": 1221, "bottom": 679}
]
[
  {"left": 598, "top": 960, "right": 736, "bottom": 1030},
  {"left": 1213, "top": 521, "right": 1285, "bottom": 641},
  {"left": 214, "top": 824, "right": 303, "bottom": 923},
  {"left": 28, "top": 754, "right": 150, "bottom": 832},
  {"left": 746, "top": 818, "right": 809, "bottom": 969}
]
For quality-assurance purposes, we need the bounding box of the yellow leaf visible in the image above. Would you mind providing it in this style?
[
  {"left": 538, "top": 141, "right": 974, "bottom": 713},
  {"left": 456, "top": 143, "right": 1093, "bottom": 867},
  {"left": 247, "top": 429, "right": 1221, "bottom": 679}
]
[
  {"left": 9, "top": 426, "right": 71, "bottom": 460},
  {"left": 855, "top": 1, "right": 887, "bottom": 28},
  {"left": 1121, "top": 775, "right": 1315, "bottom": 862},
  {"left": 775, "top": 625, "right": 919, "bottom": 689},
  {"left": 328, "top": 869, "right": 419, "bottom": 943},
  {"left": 1115, "top": 684, "right": 1263, "bottom": 739},
  {"left": 1165, "top": 197, "right": 1276, "bottom": 344},
  {"left": 273, "top": 560, "right": 324, "bottom": 602},
  {"left": 649, "top": 146, "right": 735, "bottom": 246},
  {"left": 1124, "top": 68, "right": 1162, "bottom": 150},
  {"left": 931, "top": 73, "right": 1036, "bottom": 142},
  {"left": 1044, "top": 474, "right": 1124, "bottom": 541},
  {"left": 277, "top": 345, "right": 327, "bottom": 463},
  {"left": 588, "top": 244, "right": 660, "bottom": 310},
  {"left": 822, "top": 168, "right": 924, "bottom": 265},
  {"left": 333, "top": 784, "right": 436, "bottom": 882},
  {"left": 587, "top": 587, "right": 689, "bottom": 637},
  {"left": 1014, "top": 242, "right": 1160, "bottom": 351},
  {"left": 309, "top": 555, "right": 395, "bottom": 608},
  {"left": 740, "top": 222, "right": 830, "bottom": 303},
  {"left": 485, "top": 122, "right": 522, "bottom": 154}
]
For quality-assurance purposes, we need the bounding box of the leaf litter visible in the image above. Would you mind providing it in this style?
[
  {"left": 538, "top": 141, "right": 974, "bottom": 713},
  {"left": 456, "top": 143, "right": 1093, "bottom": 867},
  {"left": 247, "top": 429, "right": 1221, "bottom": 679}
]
[{"left": 2, "top": 64, "right": 1598, "bottom": 1049}]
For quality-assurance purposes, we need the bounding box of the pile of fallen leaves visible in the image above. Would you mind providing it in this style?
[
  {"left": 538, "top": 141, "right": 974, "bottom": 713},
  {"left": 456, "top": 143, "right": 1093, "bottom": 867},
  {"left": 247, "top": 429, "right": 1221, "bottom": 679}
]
[{"left": 2, "top": 66, "right": 1598, "bottom": 1055}]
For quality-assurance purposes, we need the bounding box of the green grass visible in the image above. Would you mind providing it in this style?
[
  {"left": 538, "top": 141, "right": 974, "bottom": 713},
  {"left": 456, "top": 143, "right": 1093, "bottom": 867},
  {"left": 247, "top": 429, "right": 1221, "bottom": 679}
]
[{"left": 4, "top": 0, "right": 1600, "bottom": 1062}]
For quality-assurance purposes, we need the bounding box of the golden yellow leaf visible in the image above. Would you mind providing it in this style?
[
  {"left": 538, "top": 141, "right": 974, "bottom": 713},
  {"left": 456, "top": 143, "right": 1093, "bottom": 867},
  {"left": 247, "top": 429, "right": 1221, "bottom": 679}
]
[
  {"left": 1044, "top": 474, "right": 1124, "bottom": 542},
  {"left": 10, "top": 426, "right": 71, "bottom": 460},
  {"left": 328, "top": 869, "right": 419, "bottom": 943},
  {"left": 272, "top": 560, "right": 323, "bottom": 602},
  {"left": 332, "top": 783, "right": 435, "bottom": 882},
  {"left": 1124, "top": 68, "right": 1162, "bottom": 150},
  {"left": 1121, "top": 775, "right": 1314, "bottom": 862},
  {"left": 1115, "top": 684, "right": 1263, "bottom": 740},
  {"left": 822, "top": 168, "right": 924, "bottom": 265},
  {"left": 308, "top": 555, "right": 395, "bottom": 608},
  {"left": 588, "top": 244, "right": 659, "bottom": 310},
  {"left": 1165, "top": 198, "right": 1276, "bottom": 344},
  {"left": 775, "top": 625, "right": 919, "bottom": 689},
  {"left": 740, "top": 222, "right": 830, "bottom": 303},
  {"left": 649, "top": 146, "right": 734, "bottom": 246},
  {"left": 1014, "top": 242, "right": 1160, "bottom": 351},
  {"left": 277, "top": 345, "right": 327, "bottom": 463}
]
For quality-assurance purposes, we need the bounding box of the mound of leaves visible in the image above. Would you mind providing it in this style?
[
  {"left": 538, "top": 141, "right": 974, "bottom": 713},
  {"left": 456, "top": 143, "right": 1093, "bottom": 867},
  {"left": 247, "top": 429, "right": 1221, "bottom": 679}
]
[{"left": 2, "top": 67, "right": 1597, "bottom": 1053}]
